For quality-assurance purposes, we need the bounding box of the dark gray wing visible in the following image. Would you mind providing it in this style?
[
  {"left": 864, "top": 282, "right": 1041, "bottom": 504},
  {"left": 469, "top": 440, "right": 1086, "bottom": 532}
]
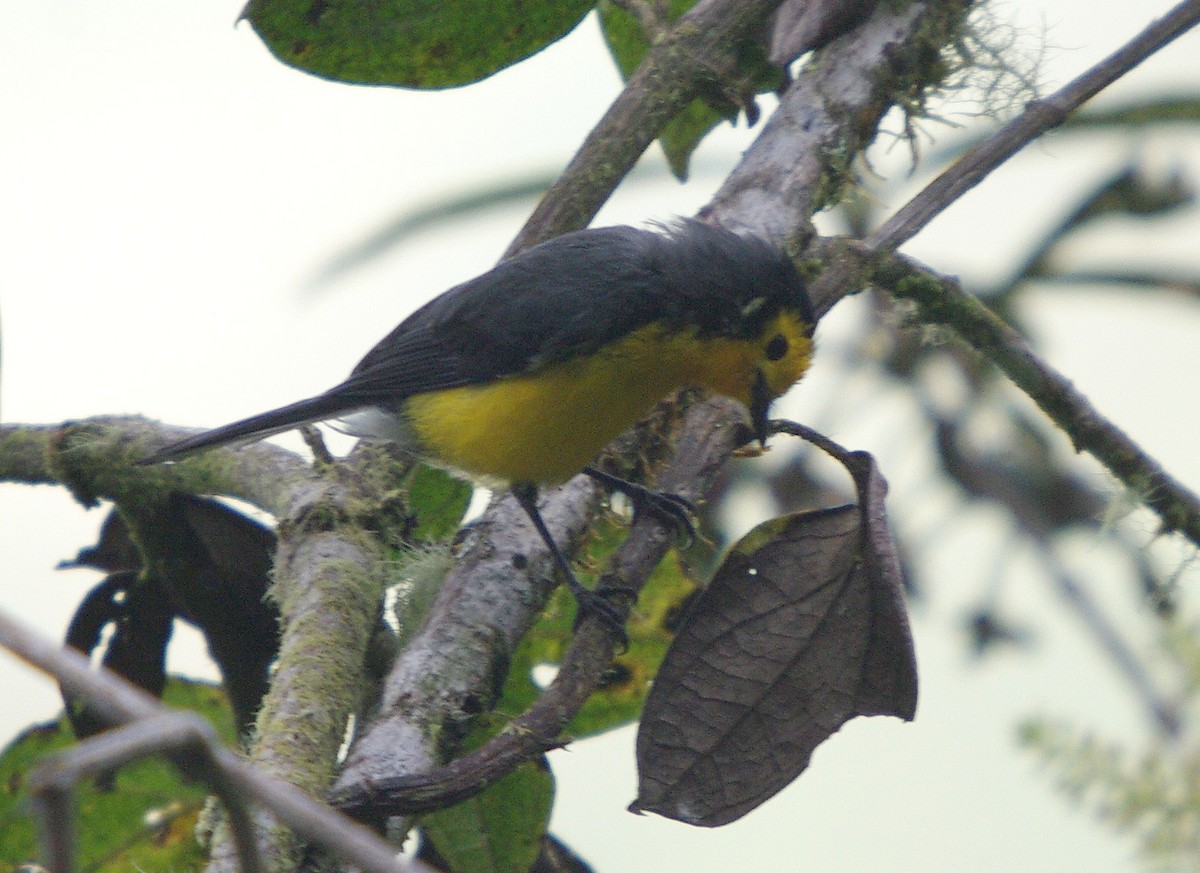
[{"left": 330, "top": 225, "right": 666, "bottom": 404}]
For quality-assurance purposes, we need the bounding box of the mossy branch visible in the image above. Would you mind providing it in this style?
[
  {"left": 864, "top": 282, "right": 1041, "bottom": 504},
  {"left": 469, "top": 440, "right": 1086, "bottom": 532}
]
[{"left": 819, "top": 241, "right": 1200, "bottom": 548}]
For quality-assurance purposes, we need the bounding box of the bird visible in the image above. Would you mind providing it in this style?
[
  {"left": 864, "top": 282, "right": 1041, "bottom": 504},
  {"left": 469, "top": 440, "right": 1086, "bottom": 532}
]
[{"left": 139, "top": 220, "right": 815, "bottom": 630}]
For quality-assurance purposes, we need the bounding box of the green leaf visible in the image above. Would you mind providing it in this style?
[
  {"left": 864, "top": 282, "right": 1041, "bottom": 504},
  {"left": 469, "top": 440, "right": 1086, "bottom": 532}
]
[
  {"left": 243, "top": 0, "right": 595, "bottom": 87},
  {"left": 599, "top": 0, "right": 716, "bottom": 180},
  {"left": 0, "top": 678, "right": 237, "bottom": 872},
  {"left": 656, "top": 101, "right": 732, "bottom": 182},
  {"left": 405, "top": 464, "right": 473, "bottom": 542},
  {"left": 420, "top": 720, "right": 554, "bottom": 873}
]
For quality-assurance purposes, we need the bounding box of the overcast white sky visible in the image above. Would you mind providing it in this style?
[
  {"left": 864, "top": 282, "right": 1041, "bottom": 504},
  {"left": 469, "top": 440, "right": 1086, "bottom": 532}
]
[{"left": 3, "top": 2, "right": 1200, "bottom": 871}]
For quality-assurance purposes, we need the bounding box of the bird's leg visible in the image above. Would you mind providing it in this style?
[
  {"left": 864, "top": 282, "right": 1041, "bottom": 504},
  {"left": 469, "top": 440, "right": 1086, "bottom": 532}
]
[
  {"left": 510, "top": 483, "right": 628, "bottom": 643},
  {"left": 582, "top": 465, "right": 696, "bottom": 546}
]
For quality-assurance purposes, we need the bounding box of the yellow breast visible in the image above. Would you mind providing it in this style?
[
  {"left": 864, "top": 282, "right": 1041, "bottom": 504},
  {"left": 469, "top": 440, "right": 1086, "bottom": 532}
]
[{"left": 401, "top": 315, "right": 812, "bottom": 484}]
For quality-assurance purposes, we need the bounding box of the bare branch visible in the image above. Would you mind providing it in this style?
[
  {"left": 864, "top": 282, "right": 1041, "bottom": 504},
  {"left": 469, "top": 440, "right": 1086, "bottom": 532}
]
[{"left": 29, "top": 713, "right": 265, "bottom": 873}]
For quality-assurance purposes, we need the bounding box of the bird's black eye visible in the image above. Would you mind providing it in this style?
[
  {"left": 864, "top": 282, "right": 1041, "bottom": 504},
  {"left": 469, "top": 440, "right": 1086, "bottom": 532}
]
[{"left": 765, "top": 334, "right": 788, "bottom": 361}]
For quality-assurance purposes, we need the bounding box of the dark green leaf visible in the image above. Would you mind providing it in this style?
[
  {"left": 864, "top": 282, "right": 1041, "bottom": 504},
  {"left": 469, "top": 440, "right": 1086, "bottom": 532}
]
[
  {"left": 405, "top": 464, "right": 473, "bottom": 542},
  {"left": 243, "top": 0, "right": 594, "bottom": 87},
  {"left": 656, "top": 101, "right": 731, "bottom": 182}
]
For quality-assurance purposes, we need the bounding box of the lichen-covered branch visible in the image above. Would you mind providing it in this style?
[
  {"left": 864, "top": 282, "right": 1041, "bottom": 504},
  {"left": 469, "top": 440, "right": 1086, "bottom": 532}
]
[
  {"left": 868, "top": 248, "right": 1200, "bottom": 547},
  {"left": 703, "top": 0, "right": 951, "bottom": 243},
  {"left": 329, "top": 475, "right": 600, "bottom": 821},
  {"left": 0, "top": 418, "right": 397, "bottom": 873}
]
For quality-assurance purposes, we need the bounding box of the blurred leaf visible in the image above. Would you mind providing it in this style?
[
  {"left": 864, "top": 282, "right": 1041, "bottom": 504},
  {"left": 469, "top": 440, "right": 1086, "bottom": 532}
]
[
  {"left": 1036, "top": 268, "right": 1200, "bottom": 298},
  {"left": 1011, "top": 166, "right": 1193, "bottom": 286},
  {"left": 404, "top": 464, "right": 473, "bottom": 543},
  {"left": 966, "top": 608, "right": 1034, "bottom": 657},
  {"left": 0, "top": 678, "right": 236, "bottom": 872},
  {"left": 306, "top": 174, "right": 555, "bottom": 291},
  {"left": 599, "top": 0, "right": 781, "bottom": 179},
  {"left": 1020, "top": 716, "right": 1200, "bottom": 870},
  {"left": 420, "top": 749, "right": 553, "bottom": 873},
  {"left": 925, "top": 94, "right": 1200, "bottom": 168},
  {"left": 632, "top": 452, "right": 916, "bottom": 826},
  {"left": 1064, "top": 95, "right": 1200, "bottom": 129},
  {"left": 244, "top": 0, "right": 594, "bottom": 87},
  {"left": 498, "top": 516, "right": 698, "bottom": 739},
  {"left": 57, "top": 499, "right": 280, "bottom": 740},
  {"left": 931, "top": 409, "right": 1107, "bottom": 537}
]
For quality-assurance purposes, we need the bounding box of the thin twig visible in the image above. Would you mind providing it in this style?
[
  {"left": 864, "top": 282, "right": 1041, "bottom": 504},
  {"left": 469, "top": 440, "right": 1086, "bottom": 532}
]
[
  {"left": 28, "top": 713, "right": 266, "bottom": 873},
  {"left": 0, "top": 606, "right": 405, "bottom": 873},
  {"left": 858, "top": 244, "right": 1200, "bottom": 547},
  {"left": 867, "top": 0, "right": 1200, "bottom": 251}
]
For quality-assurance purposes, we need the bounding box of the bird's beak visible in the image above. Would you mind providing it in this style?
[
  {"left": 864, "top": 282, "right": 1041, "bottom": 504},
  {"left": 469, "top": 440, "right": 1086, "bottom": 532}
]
[{"left": 750, "top": 370, "right": 772, "bottom": 447}]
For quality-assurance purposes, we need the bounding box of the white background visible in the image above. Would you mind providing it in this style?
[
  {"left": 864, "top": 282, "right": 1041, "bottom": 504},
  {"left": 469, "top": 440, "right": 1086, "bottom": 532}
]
[{"left": 3, "top": 2, "right": 1200, "bottom": 871}]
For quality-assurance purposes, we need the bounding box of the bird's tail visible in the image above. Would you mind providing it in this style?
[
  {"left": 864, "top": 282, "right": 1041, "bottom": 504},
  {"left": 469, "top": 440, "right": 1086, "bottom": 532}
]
[{"left": 137, "top": 393, "right": 358, "bottom": 465}]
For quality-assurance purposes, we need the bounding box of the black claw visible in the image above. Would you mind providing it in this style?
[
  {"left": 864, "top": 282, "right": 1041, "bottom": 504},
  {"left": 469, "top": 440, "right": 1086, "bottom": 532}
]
[
  {"left": 568, "top": 583, "right": 630, "bottom": 651},
  {"left": 635, "top": 489, "right": 697, "bottom": 546},
  {"left": 582, "top": 466, "right": 697, "bottom": 547}
]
